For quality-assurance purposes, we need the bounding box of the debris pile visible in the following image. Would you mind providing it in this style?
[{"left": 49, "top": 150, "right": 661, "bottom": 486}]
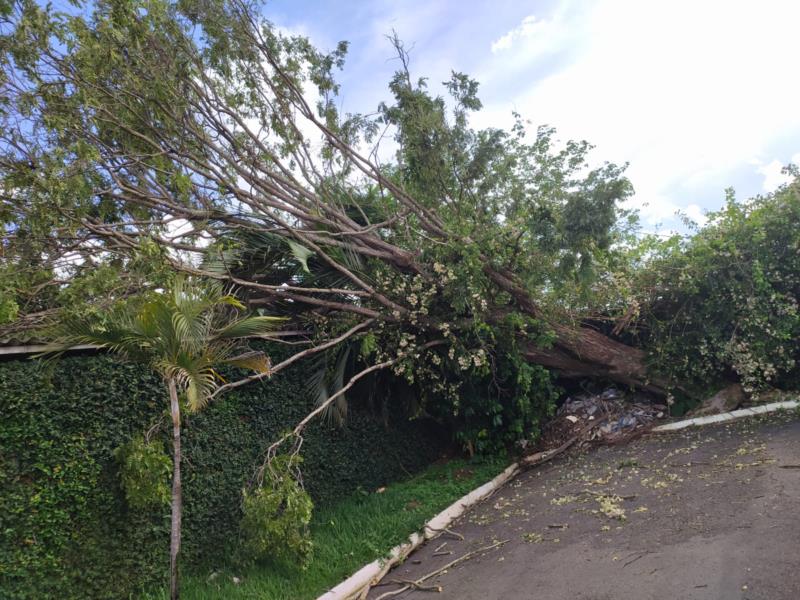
[{"left": 535, "top": 388, "right": 668, "bottom": 451}]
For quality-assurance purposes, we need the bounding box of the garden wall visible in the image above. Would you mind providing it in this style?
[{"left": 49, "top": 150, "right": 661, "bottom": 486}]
[{"left": 0, "top": 352, "right": 444, "bottom": 599}]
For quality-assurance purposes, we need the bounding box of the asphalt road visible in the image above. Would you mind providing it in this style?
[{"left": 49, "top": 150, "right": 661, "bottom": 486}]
[{"left": 368, "top": 411, "right": 800, "bottom": 600}]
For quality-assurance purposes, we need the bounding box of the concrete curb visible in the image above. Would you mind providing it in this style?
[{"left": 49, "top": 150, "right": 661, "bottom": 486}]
[
  {"left": 316, "top": 462, "right": 521, "bottom": 600},
  {"left": 651, "top": 400, "right": 799, "bottom": 432}
]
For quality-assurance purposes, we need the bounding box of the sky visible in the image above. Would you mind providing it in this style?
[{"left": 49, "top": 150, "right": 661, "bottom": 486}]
[{"left": 263, "top": 0, "right": 800, "bottom": 232}]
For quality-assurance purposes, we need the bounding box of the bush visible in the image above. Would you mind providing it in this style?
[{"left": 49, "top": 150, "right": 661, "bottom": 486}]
[
  {"left": 637, "top": 177, "right": 800, "bottom": 396},
  {"left": 0, "top": 352, "right": 445, "bottom": 599}
]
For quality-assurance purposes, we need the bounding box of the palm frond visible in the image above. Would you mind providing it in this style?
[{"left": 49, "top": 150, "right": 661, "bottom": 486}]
[
  {"left": 215, "top": 294, "right": 247, "bottom": 310},
  {"left": 224, "top": 351, "right": 272, "bottom": 375},
  {"left": 286, "top": 240, "right": 315, "bottom": 273},
  {"left": 305, "top": 344, "right": 352, "bottom": 426},
  {"left": 40, "top": 314, "right": 149, "bottom": 363},
  {"left": 214, "top": 315, "right": 286, "bottom": 340},
  {"left": 330, "top": 345, "right": 351, "bottom": 424},
  {"left": 203, "top": 230, "right": 301, "bottom": 286},
  {"left": 158, "top": 352, "right": 218, "bottom": 412},
  {"left": 42, "top": 275, "right": 282, "bottom": 411}
]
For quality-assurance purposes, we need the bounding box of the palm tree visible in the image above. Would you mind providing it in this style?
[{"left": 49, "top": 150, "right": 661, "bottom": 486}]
[{"left": 49, "top": 278, "right": 283, "bottom": 600}]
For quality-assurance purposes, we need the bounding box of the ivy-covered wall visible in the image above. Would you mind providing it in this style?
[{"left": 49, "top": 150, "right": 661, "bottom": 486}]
[{"left": 0, "top": 352, "right": 444, "bottom": 599}]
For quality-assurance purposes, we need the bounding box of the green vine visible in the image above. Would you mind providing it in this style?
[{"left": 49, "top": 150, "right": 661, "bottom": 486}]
[{"left": 113, "top": 436, "right": 171, "bottom": 509}]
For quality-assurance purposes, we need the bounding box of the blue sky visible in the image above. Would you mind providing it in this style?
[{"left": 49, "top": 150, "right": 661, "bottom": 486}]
[{"left": 264, "top": 0, "right": 800, "bottom": 232}]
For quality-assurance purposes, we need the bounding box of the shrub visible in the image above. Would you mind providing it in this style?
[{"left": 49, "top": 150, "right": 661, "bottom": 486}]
[{"left": 636, "top": 177, "right": 800, "bottom": 396}]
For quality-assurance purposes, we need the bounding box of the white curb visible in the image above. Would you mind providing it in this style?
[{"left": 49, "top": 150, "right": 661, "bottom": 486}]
[
  {"left": 652, "top": 400, "right": 799, "bottom": 432},
  {"left": 316, "top": 462, "right": 520, "bottom": 600}
]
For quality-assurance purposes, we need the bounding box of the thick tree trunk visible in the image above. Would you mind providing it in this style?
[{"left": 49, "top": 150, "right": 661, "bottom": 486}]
[
  {"left": 168, "top": 378, "right": 182, "bottom": 600},
  {"left": 522, "top": 324, "right": 667, "bottom": 395},
  {"left": 484, "top": 264, "right": 667, "bottom": 395}
]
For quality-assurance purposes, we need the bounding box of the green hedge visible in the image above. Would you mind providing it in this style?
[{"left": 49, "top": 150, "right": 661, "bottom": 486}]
[{"left": 0, "top": 352, "right": 444, "bottom": 599}]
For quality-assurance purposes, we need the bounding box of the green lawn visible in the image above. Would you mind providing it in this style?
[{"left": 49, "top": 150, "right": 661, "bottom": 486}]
[{"left": 145, "top": 457, "right": 507, "bottom": 600}]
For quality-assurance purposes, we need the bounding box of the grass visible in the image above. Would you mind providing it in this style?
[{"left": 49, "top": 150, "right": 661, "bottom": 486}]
[{"left": 144, "top": 456, "right": 507, "bottom": 600}]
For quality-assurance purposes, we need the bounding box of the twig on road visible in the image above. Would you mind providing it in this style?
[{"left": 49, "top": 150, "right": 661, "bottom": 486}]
[{"left": 373, "top": 539, "right": 510, "bottom": 600}]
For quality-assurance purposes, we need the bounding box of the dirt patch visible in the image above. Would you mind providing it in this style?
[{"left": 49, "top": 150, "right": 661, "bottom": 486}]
[{"left": 368, "top": 409, "right": 800, "bottom": 600}]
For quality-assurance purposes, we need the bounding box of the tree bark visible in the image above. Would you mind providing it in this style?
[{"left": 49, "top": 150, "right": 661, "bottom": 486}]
[
  {"left": 522, "top": 325, "right": 666, "bottom": 395},
  {"left": 483, "top": 263, "right": 667, "bottom": 395},
  {"left": 168, "top": 378, "right": 182, "bottom": 600}
]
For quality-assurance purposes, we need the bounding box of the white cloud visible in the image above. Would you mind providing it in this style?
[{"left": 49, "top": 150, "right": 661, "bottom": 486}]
[
  {"left": 685, "top": 204, "right": 708, "bottom": 227},
  {"left": 755, "top": 153, "right": 800, "bottom": 191},
  {"left": 757, "top": 160, "right": 789, "bottom": 192},
  {"left": 272, "top": 0, "right": 800, "bottom": 230},
  {"left": 164, "top": 218, "right": 212, "bottom": 267},
  {"left": 624, "top": 194, "right": 681, "bottom": 228},
  {"left": 475, "top": 0, "right": 800, "bottom": 228},
  {"left": 491, "top": 15, "right": 542, "bottom": 54}
]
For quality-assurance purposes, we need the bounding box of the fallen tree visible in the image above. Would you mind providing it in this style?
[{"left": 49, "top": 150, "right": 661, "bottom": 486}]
[{"left": 2, "top": 0, "right": 666, "bottom": 454}]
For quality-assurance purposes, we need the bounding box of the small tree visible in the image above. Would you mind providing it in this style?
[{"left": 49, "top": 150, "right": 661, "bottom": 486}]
[{"left": 49, "top": 277, "right": 283, "bottom": 600}]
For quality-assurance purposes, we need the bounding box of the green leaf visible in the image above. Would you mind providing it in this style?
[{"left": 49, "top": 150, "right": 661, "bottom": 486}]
[
  {"left": 215, "top": 316, "right": 286, "bottom": 339},
  {"left": 286, "top": 240, "right": 314, "bottom": 273}
]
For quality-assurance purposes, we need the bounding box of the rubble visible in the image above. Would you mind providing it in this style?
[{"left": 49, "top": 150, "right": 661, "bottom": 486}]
[{"left": 532, "top": 387, "right": 668, "bottom": 452}]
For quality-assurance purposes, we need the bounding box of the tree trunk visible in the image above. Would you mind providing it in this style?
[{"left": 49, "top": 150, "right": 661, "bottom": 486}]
[
  {"left": 484, "top": 264, "right": 668, "bottom": 395},
  {"left": 522, "top": 325, "right": 667, "bottom": 395},
  {"left": 168, "top": 378, "right": 182, "bottom": 600}
]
